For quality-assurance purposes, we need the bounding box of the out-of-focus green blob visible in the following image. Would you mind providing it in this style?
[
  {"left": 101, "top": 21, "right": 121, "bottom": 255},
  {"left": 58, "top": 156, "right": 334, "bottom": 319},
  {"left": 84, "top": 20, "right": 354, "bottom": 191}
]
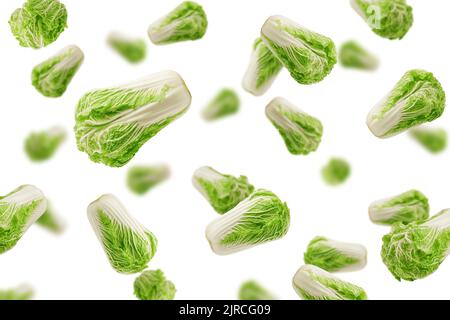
[
  {"left": 410, "top": 127, "right": 447, "bottom": 154},
  {"left": 382, "top": 209, "right": 450, "bottom": 281},
  {"left": 202, "top": 88, "right": 240, "bottom": 121},
  {"left": 339, "top": 40, "right": 378, "bottom": 70},
  {"left": 134, "top": 269, "right": 176, "bottom": 300},
  {"left": 0, "top": 185, "right": 47, "bottom": 254},
  {"left": 87, "top": 194, "right": 158, "bottom": 274},
  {"left": 292, "top": 265, "right": 367, "bottom": 300},
  {"left": 304, "top": 237, "right": 367, "bottom": 272},
  {"left": 32, "top": 45, "right": 84, "bottom": 97},
  {"left": 74, "top": 70, "right": 192, "bottom": 168},
  {"left": 350, "top": 0, "right": 413, "bottom": 40},
  {"left": 192, "top": 166, "right": 255, "bottom": 214},
  {"left": 147, "top": 1, "right": 208, "bottom": 45},
  {"left": 36, "top": 202, "right": 64, "bottom": 234},
  {"left": 0, "top": 285, "right": 34, "bottom": 300},
  {"left": 367, "top": 70, "right": 446, "bottom": 138},
  {"left": 242, "top": 38, "right": 283, "bottom": 96},
  {"left": 369, "top": 190, "right": 429, "bottom": 225},
  {"left": 266, "top": 97, "right": 323, "bottom": 155},
  {"left": 107, "top": 32, "right": 147, "bottom": 64},
  {"left": 321, "top": 158, "right": 351, "bottom": 186},
  {"left": 127, "top": 164, "right": 170, "bottom": 195},
  {"left": 24, "top": 126, "right": 66, "bottom": 162},
  {"left": 238, "top": 280, "right": 276, "bottom": 300},
  {"left": 9, "top": 0, "right": 68, "bottom": 49},
  {"left": 261, "top": 15, "right": 336, "bottom": 85},
  {"left": 206, "top": 189, "right": 290, "bottom": 255}
]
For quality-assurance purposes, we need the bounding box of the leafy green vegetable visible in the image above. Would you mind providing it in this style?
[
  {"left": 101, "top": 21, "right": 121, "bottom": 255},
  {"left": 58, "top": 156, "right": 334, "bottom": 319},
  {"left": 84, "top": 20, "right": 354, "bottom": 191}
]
[
  {"left": 205, "top": 189, "right": 290, "bottom": 255},
  {"left": 382, "top": 209, "right": 450, "bottom": 281},
  {"left": 0, "top": 185, "right": 47, "bottom": 254},
  {"left": 261, "top": 15, "right": 336, "bottom": 85},
  {"left": 0, "top": 285, "right": 34, "bottom": 300},
  {"left": 266, "top": 97, "right": 323, "bottom": 155},
  {"left": 87, "top": 194, "right": 157, "bottom": 274},
  {"left": 242, "top": 38, "right": 283, "bottom": 96},
  {"left": 192, "top": 166, "right": 255, "bottom": 214},
  {"left": 108, "top": 32, "right": 147, "bottom": 64},
  {"left": 351, "top": 0, "right": 413, "bottom": 40},
  {"left": 238, "top": 280, "right": 276, "bottom": 300},
  {"left": 367, "top": 70, "right": 446, "bottom": 138},
  {"left": 134, "top": 269, "right": 176, "bottom": 300},
  {"left": 202, "top": 88, "right": 240, "bottom": 121},
  {"left": 321, "top": 158, "right": 351, "bottom": 186},
  {"left": 410, "top": 127, "right": 447, "bottom": 154},
  {"left": 304, "top": 237, "right": 367, "bottom": 272},
  {"left": 292, "top": 265, "right": 367, "bottom": 300},
  {"left": 32, "top": 45, "right": 84, "bottom": 97},
  {"left": 148, "top": 1, "right": 208, "bottom": 45},
  {"left": 339, "top": 40, "right": 378, "bottom": 70},
  {"left": 24, "top": 126, "right": 66, "bottom": 162},
  {"left": 36, "top": 201, "right": 64, "bottom": 234},
  {"left": 75, "top": 70, "right": 192, "bottom": 167},
  {"left": 9, "top": 0, "right": 68, "bottom": 49},
  {"left": 369, "top": 190, "right": 429, "bottom": 225},
  {"left": 127, "top": 164, "right": 170, "bottom": 195}
]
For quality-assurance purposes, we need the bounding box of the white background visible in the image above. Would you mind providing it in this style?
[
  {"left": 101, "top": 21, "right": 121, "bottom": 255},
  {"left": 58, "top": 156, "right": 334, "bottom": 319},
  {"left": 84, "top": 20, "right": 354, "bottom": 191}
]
[{"left": 0, "top": 0, "right": 449, "bottom": 300}]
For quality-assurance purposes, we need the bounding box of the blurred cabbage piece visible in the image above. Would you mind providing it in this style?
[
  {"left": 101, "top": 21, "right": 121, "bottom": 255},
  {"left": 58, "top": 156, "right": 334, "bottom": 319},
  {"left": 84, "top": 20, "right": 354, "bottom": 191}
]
[
  {"left": 107, "top": 32, "right": 147, "bottom": 64},
  {"left": 350, "top": 0, "right": 413, "bottom": 40},
  {"left": 321, "top": 158, "right": 351, "bottom": 186},
  {"left": 192, "top": 166, "right": 255, "bottom": 214},
  {"left": 127, "top": 164, "right": 170, "bottom": 195},
  {"left": 242, "top": 38, "right": 283, "bottom": 96},
  {"left": 205, "top": 189, "right": 290, "bottom": 255},
  {"left": 292, "top": 265, "right": 367, "bottom": 300},
  {"left": 24, "top": 126, "right": 66, "bottom": 162},
  {"left": 367, "top": 70, "right": 446, "bottom": 138},
  {"left": 265, "top": 97, "right": 323, "bottom": 155},
  {"left": 74, "top": 70, "right": 192, "bottom": 167},
  {"left": 36, "top": 201, "right": 65, "bottom": 234},
  {"left": 261, "top": 15, "right": 336, "bottom": 85},
  {"left": 32, "top": 45, "right": 84, "bottom": 97},
  {"left": 202, "top": 88, "right": 240, "bottom": 121},
  {"left": 87, "top": 194, "right": 157, "bottom": 274},
  {"left": 148, "top": 1, "right": 208, "bottom": 45},
  {"left": 369, "top": 189, "right": 429, "bottom": 225},
  {"left": 0, "top": 285, "right": 34, "bottom": 300},
  {"left": 410, "top": 127, "right": 447, "bottom": 154},
  {"left": 134, "top": 269, "right": 176, "bottom": 300},
  {"left": 339, "top": 40, "right": 378, "bottom": 71},
  {"left": 382, "top": 209, "right": 450, "bottom": 281},
  {"left": 0, "top": 185, "right": 47, "bottom": 254},
  {"left": 9, "top": 0, "right": 68, "bottom": 49},
  {"left": 238, "top": 280, "right": 276, "bottom": 300}
]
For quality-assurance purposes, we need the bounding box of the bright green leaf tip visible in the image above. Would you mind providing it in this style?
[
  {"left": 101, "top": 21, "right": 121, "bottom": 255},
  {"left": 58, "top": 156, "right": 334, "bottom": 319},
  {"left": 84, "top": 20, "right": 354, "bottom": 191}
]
[
  {"left": 381, "top": 209, "right": 450, "bottom": 281},
  {"left": 0, "top": 185, "right": 47, "bottom": 254},
  {"left": 87, "top": 194, "right": 157, "bottom": 274},
  {"left": 339, "top": 40, "right": 378, "bottom": 70},
  {"left": 24, "top": 126, "right": 66, "bottom": 162},
  {"left": 261, "top": 15, "right": 336, "bottom": 85},
  {"left": 32, "top": 45, "right": 84, "bottom": 97},
  {"left": 238, "top": 280, "right": 276, "bottom": 300},
  {"left": 304, "top": 236, "right": 367, "bottom": 272},
  {"left": 410, "top": 127, "right": 447, "bottom": 154},
  {"left": 192, "top": 166, "right": 255, "bottom": 214},
  {"left": 127, "top": 164, "right": 170, "bottom": 195},
  {"left": 0, "top": 285, "right": 34, "bottom": 300},
  {"left": 202, "top": 88, "right": 240, "bottom": 121},
  {"left": 206, "top": 189, "right": 290, "bottom": 255},
  {"left": 266, "top": 97, "right": 323, "bottom": 155},
  {"left": 108, "top": 32, "right": 147, "bottom": 64},
  {"left": 148, "top": 1, "right": 208, "bottom": 45},
  {"left": 322, "top": 158, "right": 351, "bottom": 186},
  {"left": 9, "top": 0, "right": 68, "bottom": 49},
  {"left": 369, "top": 189, "right": 429, "bottom": 225},
  {"left": 134, "top": 269, "right": 176, "bottom": 300}
]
